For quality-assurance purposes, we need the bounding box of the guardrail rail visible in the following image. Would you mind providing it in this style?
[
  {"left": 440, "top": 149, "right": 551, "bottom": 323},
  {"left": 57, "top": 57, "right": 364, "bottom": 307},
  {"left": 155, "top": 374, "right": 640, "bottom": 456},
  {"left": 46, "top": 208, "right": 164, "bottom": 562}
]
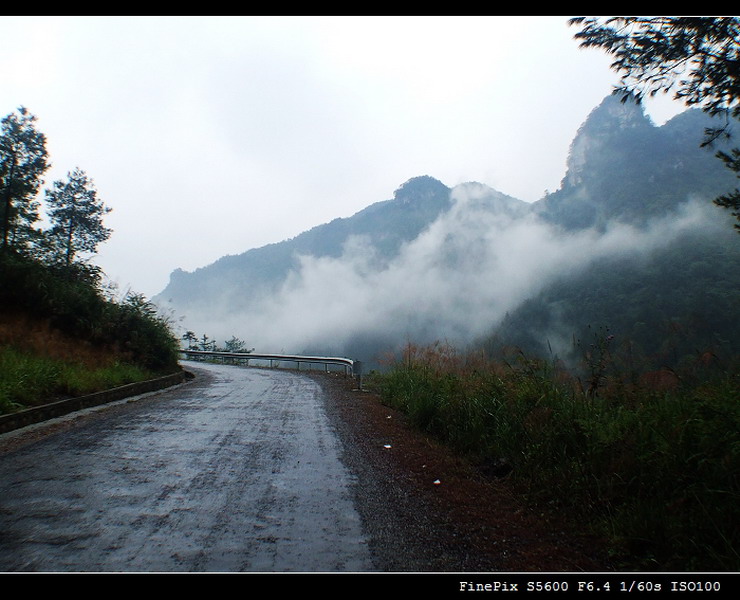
[{"left": 179, "top": 350, "right": 364, "bottom": 387}]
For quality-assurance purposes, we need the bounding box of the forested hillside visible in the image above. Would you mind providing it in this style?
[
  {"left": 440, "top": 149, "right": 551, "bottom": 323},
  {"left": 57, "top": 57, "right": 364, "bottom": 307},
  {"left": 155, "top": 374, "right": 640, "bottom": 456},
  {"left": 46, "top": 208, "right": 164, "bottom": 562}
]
[{"left": 483, "top": 96, "right": 740, "bottom": 373}]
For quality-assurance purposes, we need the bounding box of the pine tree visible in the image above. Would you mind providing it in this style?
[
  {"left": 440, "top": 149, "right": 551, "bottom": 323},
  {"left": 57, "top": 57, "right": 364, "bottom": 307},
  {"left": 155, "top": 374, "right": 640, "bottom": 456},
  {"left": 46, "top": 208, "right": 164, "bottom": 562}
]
[
  {"left": 45, "top": 168, "right": 112, "bottom": 267},
  {"left": 0, "top": 107, "right": 50, "bottom": 252}
]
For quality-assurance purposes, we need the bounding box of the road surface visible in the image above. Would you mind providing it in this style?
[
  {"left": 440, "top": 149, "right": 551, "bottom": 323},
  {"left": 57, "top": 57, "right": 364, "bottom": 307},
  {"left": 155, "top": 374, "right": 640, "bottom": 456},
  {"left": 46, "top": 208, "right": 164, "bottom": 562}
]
[{"left": 0, "top": 362, "right": 372, "bottom": 572}]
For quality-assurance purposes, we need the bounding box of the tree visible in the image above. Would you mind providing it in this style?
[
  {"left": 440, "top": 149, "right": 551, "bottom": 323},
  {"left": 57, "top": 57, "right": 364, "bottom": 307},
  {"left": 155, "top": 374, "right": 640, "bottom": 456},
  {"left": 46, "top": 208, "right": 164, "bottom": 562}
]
[
  {"left": 0, "top": 107, "right": 50, "bottom": 251},
  {"left": 199, "top": 333, "right": 215, "bottom": 352},
  {"left": 182, "top": 330, "right": 198, "bottom": 350},
  {"left": 569, "top": 17, "right": 740, "bottom": 230},
  {"left": 223, "top": 335, "right": 251, "bottom": 353},
  {"left": 45, "top": 168, "right": 112, "bottom": 267}
]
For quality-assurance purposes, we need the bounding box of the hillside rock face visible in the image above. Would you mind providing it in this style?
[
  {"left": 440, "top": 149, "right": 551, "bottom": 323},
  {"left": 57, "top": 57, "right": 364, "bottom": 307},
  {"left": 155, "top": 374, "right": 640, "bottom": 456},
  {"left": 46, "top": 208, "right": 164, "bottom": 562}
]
[
  {"left": 533, "top": 94, "right": 735, "bottom": 230},
  {"left": 560, "top": 93, "right": 654, "bottom": 189}
]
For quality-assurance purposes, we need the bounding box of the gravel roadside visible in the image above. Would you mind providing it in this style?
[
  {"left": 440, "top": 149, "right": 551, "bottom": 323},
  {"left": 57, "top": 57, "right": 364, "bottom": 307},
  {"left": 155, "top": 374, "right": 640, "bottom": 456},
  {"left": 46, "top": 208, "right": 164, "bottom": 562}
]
[{"left": 309, "top": 370, "right": 613, "bottom": 573}]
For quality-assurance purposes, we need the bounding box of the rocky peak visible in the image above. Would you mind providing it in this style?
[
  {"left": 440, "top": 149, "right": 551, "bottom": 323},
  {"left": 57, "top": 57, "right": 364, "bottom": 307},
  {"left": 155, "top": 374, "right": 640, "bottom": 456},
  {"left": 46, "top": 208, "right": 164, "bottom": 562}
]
[
  {"left": 392, "top": 175, "right": 450, "bottom": 205},
  {"left": 563, "top": 93, "right": 653, "bottom": 188}
]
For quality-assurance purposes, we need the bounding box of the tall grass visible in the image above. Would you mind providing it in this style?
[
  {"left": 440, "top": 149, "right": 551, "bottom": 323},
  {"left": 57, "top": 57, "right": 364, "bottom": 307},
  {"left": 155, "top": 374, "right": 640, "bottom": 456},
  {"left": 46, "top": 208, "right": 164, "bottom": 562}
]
[
  {"left": 370, "top": 340, "right": 740, "bottom": 570},
  {"left": 0, "top": 347, "right": 156, "bottom": 414}
]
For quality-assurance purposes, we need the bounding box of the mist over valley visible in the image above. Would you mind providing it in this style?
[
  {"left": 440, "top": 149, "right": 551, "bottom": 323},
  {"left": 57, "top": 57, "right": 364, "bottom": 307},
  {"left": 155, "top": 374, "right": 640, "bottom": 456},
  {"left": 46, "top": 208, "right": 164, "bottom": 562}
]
[{"left": 155, "top": 95, "right": 739, "bottom": 372}]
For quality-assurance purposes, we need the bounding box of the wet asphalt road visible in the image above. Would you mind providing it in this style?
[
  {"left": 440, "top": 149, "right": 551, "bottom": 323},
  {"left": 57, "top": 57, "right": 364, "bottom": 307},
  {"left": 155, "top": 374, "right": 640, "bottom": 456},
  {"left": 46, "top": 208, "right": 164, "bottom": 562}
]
[{"left": 0, "top": 362, "right": 373, "bottom": 572}]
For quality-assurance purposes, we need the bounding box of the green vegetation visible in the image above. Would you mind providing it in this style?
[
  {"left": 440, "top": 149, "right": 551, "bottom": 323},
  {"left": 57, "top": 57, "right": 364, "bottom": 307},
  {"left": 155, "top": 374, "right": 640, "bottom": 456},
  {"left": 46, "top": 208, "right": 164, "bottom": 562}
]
[
  {"left": 0, "top": 347, "right": 155, "bottom": 414},
  {"left": 0, "top": 252, "right": 181, "bottom": 415},
  {"left": 485, "top": 225, "right": 740, "bottom": 374},
  {"left": 43, "top": 167, "right": 112, "bottom": 267},
  {"left": 1, "top": 106, "right": 180, "bottom": 415},
  {"left": 370, "top": 340, "right": 739, "bottom": 570},
  {"left": 180, "top": 331, "right": 252, "bottom": 354},
  {"left": 1, "top": 107, "right": 49, "bottom": 251}
]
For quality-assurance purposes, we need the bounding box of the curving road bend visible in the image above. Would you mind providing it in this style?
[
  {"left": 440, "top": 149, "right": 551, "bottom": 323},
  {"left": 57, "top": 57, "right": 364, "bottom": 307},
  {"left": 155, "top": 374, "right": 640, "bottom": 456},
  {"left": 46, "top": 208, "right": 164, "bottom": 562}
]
[{"left": 0, "top": 362, "right": 373, "bottom": 572}]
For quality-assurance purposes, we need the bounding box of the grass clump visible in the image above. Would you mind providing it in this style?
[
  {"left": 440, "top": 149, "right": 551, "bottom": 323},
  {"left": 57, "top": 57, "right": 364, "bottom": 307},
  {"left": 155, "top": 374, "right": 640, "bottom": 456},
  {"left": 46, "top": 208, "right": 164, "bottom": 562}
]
[
  {"left": 370, "top": 340, "right": 740, "bottom": 570},
  {"left": 0, "top": 346, "right": 156, "bottom": 413}
]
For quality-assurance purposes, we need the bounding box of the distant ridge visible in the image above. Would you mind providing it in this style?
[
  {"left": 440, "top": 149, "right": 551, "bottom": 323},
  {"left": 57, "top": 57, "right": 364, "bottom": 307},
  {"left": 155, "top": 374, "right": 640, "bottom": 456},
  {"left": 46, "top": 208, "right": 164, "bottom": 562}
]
[{"left": 155, "top": 175, "right": 525, "bottom": 314}]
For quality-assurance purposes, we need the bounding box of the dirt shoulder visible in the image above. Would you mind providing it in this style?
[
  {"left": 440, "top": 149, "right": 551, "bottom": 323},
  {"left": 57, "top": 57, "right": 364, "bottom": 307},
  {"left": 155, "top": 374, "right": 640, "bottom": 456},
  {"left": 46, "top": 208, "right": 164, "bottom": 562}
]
[{"left": 310, "top": 371, "right": 614, "bottom": 572}]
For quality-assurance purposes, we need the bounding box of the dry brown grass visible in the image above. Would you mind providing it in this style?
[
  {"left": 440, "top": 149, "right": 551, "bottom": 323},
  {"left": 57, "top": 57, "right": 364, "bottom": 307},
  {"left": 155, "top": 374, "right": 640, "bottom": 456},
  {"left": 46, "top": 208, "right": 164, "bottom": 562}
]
[{"left": 0, "top": 310, "right": 125, "bottom": 369}]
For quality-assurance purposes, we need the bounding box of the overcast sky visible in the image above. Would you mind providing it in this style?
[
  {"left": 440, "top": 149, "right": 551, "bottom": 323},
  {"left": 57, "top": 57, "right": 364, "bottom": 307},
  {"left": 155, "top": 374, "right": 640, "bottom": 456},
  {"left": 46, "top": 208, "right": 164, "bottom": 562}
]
[{"left": 1, "top": 15, "right": 689, "bottom": 298}]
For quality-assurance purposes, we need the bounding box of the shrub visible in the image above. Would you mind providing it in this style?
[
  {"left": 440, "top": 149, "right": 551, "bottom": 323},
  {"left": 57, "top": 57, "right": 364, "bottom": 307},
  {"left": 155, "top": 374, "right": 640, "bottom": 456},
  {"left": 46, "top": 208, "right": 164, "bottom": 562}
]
[
  {"left": 1, "top": 251, "right": 181, "bottom": 414},
  {"left": 0, "top": 251, "right": 180, "bottom": 373}
]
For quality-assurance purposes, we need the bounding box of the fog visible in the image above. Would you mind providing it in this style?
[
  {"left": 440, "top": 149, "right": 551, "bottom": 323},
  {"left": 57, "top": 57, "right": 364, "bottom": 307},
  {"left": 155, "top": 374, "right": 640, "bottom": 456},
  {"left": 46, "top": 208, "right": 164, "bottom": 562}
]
[{"left": 180, "top": 184, "right": 713, "bottom": 362}]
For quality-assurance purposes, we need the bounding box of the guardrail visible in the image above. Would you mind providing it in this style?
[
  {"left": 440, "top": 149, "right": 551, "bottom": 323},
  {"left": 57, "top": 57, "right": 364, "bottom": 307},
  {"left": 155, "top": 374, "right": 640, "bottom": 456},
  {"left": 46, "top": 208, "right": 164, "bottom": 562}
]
[{"left": 179, "top": 350, "right": 363, "bottom": 386}]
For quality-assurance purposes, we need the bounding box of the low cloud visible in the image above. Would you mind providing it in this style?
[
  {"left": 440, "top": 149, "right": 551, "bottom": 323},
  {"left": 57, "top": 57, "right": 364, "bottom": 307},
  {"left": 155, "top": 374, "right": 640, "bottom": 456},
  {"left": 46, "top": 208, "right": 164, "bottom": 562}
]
[{"left": 183, "top": 185, "right": 715, "bottom": 361}]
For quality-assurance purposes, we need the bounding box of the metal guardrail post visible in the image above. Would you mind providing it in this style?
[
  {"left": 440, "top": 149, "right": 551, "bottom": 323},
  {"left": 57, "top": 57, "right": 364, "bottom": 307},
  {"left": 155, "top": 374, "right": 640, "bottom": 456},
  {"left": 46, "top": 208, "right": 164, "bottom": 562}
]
[{"left": 354, "top": 360, "right": 363, "bottom": 391}]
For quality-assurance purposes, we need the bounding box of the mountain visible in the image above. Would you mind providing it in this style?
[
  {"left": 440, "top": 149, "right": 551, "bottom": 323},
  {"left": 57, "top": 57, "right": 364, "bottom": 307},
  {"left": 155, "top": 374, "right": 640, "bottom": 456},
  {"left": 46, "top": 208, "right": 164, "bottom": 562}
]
[
  {"left": 155, "top": 94, "right": 738, "bottom": 367},
  {"left": 155, "top": 174, "right": 527, "bottom": 322},
  {"left": 486, "top": 95, "right": 739, "bottom": 368},
  {"left": 533, "top": 94, "right": 737, "bottom": 229},
  {"left": 158, "top": 176, "right": 450, "bottom": 312}
]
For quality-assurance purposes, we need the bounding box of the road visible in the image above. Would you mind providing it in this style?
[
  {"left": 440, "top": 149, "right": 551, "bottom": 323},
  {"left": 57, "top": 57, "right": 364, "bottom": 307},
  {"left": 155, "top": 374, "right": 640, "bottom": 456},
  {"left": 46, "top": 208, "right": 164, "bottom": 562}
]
[{"left": 0, "top": 362, "right": 373, "bottom": 572}]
